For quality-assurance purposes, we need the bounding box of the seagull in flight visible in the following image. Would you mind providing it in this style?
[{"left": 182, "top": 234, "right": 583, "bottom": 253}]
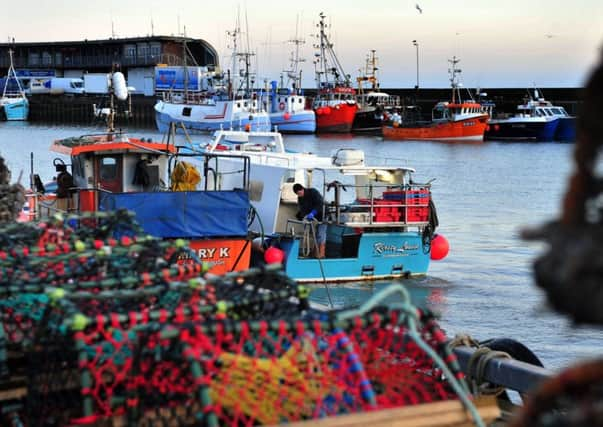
[{"left": 415, "top": 3, "right": 423, "bottom": 13}]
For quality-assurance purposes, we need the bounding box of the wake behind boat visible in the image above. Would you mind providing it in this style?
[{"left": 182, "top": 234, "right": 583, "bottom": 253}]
[{"left": 383, "top": 57, "right": 488, "bottom": 142}]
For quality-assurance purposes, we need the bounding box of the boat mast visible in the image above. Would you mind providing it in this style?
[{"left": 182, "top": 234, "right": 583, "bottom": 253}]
[
  {"left": 227, "top": 10, "right": 254, "bottom": 99},
  {"left": 448, "top": 56, "right": 461, "bottom": 104},
  {"left": 357, "top": 50, "right": 379, "bottom": 97},
  {"left": 3, "top": 49, "right": 25, "bottom": 98},
  {"left": 284, "top": 15, "right": 306, "bottom": 93},
  {"left": 313, "top": 12, "right": 350, "bottom": 89}
]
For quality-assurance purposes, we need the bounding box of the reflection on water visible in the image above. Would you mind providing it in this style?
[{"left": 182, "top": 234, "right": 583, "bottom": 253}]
[{"left": 308, "top": 277, "right": 449, "bottom": 315}]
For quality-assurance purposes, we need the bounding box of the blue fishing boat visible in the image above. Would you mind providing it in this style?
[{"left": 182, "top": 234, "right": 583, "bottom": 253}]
[
  {"left": 259, "top": 81, "right": 316, "bottom": 134},
  {"left": 485, "top": 89, "right": 575, "bottom": 141},
  {"left": 0, "top": 49, "right": 29, "bottom": 121},
  {"left": 256, "top": 27, "right": 315, "bottom": 134},
  {"left": 201, "top": 130, "right": 447, "bottom": 282}
]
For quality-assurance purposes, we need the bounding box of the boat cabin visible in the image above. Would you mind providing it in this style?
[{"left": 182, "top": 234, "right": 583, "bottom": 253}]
[
  {"left": 432, "top": 101, "right": 488, "bottom": 122},
  {"left": 313, "top": 85, "right": 356, "bottom": 107}
]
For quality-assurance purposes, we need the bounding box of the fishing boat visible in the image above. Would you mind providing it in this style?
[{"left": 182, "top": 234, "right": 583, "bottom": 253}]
[
  {"left": 382, "top": 57, "right": 489, "bottom": 142},
  {"left": 154, "top": 23, "right": 270, "bottom": 134},
  {"left": 312, "top": 12, "right": 358, "bottom": 133},
  {"left": 26, "top": 72, "right": 252, "bottom": 275},
  {"left": 259, "top": 80, "right": 316, "bottom": 134},
  {"left": 0, "top": 49, "right": 29, "bottom": 121},
  {"left": 200, "top": 128, "right": 447, "bottom": 282},
  {"left": 485, "top": 89, "right": 576, "bottom": 141},
  {"left": 352, "top": 50, "right": 400, "bottom": 134},
  {"left": 257, "top": 22, "right": 316, "bottom": 134}
]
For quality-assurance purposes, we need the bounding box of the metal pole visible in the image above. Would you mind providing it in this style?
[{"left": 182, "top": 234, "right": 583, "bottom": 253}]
[{"left": 412, "top": 40, "right": 419, "bottom": 90}]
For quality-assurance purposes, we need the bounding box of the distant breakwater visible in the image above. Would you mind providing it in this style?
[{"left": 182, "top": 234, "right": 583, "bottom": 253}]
[{"left": 25, "top": 87, "right": 583, "bottom": 129}]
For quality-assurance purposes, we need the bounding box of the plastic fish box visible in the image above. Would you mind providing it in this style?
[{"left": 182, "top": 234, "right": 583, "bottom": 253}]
[
  {"left": 406, "top": 206, "right": 429, "bottom": 222},
  {"left": 405, "top": 190, "right": 430, "bottom": 206}
]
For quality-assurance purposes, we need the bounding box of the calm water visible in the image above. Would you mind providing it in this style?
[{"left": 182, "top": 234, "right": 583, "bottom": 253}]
[{"left": 1, "top": 121, "right": 601, "bottom": 371}]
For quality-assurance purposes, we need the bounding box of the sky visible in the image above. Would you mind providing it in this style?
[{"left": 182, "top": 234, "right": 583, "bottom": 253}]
[{"left": 1, "top": 0, "right": 602, "bottom": 88}]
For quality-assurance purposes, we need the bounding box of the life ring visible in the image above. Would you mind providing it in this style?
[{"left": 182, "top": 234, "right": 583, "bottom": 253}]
[{"left": 279, "top": 102, "right": 286, "bottom": 111}]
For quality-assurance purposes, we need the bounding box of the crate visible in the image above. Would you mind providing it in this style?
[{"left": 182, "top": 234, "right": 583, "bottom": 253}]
[
  {"left": 406, "top": 206, "right": 429, "bottom": 222},
  {"left": 382, "top": 189, "right": 430, "bottom": 206},
  {"left": 374, "top": 199, "right": 401, "bottom": 222},
  {"left": 405, "top": 189, "right": 430, "bottom": 206}
]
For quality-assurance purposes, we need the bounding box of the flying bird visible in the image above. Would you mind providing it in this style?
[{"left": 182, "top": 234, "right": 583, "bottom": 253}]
[
  {"left": 545, "top": 34, "right": 556, "bottom": 39},
  {"left": 415, "top": 3, "right": 423, "bottom": 13}
]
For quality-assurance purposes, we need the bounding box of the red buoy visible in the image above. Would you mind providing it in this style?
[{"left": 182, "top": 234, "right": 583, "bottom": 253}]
[
  {"left": 264, "top": 246, "right": 285, "bottom": 264},
  {"left": 430, "top": 234, "right": 449, "bottom": 260},
  {"left": 283, "top": 112, "right": 291, "bottom": 120}
]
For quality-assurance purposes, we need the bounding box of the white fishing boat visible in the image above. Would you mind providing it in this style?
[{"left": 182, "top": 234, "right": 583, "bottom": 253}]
[
  {"left": 1, "top": 49, "right": 29, "bottom": 121},
  {"left": 154, "top": 18, "right": 270, "bottom": 134}
]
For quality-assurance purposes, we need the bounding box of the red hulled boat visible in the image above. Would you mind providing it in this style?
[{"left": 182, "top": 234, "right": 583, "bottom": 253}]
[
  {"left": 383, "top": 57, "right": 489, "bottom": 142},
  {"left": 312, "top": 13, "right": 358, "bottom": 133}
]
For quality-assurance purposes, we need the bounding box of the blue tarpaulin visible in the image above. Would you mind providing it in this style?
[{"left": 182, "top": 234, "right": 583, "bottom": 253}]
[{"left": 99, "top": 190, "right": 249, "bottom": 238}]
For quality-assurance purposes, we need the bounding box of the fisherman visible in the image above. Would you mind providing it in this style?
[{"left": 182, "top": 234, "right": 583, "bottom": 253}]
[
  {"left": 293, "top": 183, "right": 326, "bottom": 259},
  {"left": 55, "top": 163, "right": 75, "bottom": 211}
]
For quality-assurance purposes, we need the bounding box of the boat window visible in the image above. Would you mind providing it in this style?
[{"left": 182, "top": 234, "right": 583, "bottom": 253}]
[
  {"left": 244, "top": 101, "right": 248, "bottom": 107},
  {"left": 551, "top": 108, "right": 563, "bottom": 115},
  {"left": 182, "top": 107, "right": 192, "bottom": 117},
  {"left": 237, "top": 102, "right": 241, "bottom": 108},
  {"left": 100, "top": 157, "right": 118, "bottom": 180},
  {"left": 433, "top": 107, "right": 446, "bottom": 120}
]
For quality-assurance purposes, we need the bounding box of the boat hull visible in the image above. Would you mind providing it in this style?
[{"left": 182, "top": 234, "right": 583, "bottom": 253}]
[
  {"left": 485, "top": 118, "right": 559, "bottom": 141},
  {"left": 1, "top": 98, "right": 29, "bottom": 121},
  {"left": 382, "top": 116, "right": 488, "bottom": 142},
  {"left": 315, "top": 103, "right": 358, "bottom": 133},
  {"left": 352, "top": 107, "right": 385, "bottom": 134},
  {"left": 279, "top": 231, "right": 430, "bottom": 282},
  {"left": 269, "top": 110, "right": 316, "bottom": 134},
  {"left": 554, "top": 117, "right": 576, "bottom": 141},
  {"left": 154, "top": 100, "right": 271, "bottom": 133}
]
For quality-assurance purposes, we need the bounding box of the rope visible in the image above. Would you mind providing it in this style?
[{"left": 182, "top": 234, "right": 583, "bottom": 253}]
[{"left": 449, "top": 334, "right": 512, "bottom": 397}]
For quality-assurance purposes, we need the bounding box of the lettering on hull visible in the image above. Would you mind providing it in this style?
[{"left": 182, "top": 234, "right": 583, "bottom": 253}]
[
  {"left": 177, "top": 239, "right": 250, "bottom": 274},
  {"left": 373, "top": 242, "right": 419, "bottom": 257}
]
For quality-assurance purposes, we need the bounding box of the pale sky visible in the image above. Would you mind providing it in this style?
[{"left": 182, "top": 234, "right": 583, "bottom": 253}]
[{"left": 2, "top": 0, "right": 602, "bottom": 88}]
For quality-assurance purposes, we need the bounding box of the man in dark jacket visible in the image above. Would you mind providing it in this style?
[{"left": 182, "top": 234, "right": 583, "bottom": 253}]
[{"left": 293, "top": 183, "right": 326, "bottom": 258}]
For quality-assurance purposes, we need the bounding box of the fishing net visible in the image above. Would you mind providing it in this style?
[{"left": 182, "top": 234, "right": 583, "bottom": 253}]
[
  {"left": 0, "top": 177, "right": 476, "bottom": 425},
  {"left": 16, "top": 285, "right": 471, "bottom": 427}
]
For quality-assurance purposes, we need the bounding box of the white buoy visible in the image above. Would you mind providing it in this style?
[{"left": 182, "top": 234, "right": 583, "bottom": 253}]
[{"left": 112, "top": 72, "right": 128, "bottom": 101}]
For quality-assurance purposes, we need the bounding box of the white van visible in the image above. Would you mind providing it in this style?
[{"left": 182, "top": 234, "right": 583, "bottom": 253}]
[{"left": 43, "top": 78, "right": 85, "bottom": 95}]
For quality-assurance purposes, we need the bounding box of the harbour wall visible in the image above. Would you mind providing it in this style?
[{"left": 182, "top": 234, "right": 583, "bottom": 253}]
[{"left": 25, "top": 87, "right": 583, "bottom": 128}]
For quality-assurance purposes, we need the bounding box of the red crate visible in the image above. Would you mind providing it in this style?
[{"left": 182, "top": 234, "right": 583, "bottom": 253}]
[
  {"left": 406, "top": 189, "right": 430, "bottom": 206},
  {"left": 406, "top": 206, "right": 429, "bottom": 222}
]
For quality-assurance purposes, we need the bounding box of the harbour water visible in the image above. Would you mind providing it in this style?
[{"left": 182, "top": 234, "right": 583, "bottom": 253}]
[{"left": 1, "top": 121, "right": 601, "bottom": 372}]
